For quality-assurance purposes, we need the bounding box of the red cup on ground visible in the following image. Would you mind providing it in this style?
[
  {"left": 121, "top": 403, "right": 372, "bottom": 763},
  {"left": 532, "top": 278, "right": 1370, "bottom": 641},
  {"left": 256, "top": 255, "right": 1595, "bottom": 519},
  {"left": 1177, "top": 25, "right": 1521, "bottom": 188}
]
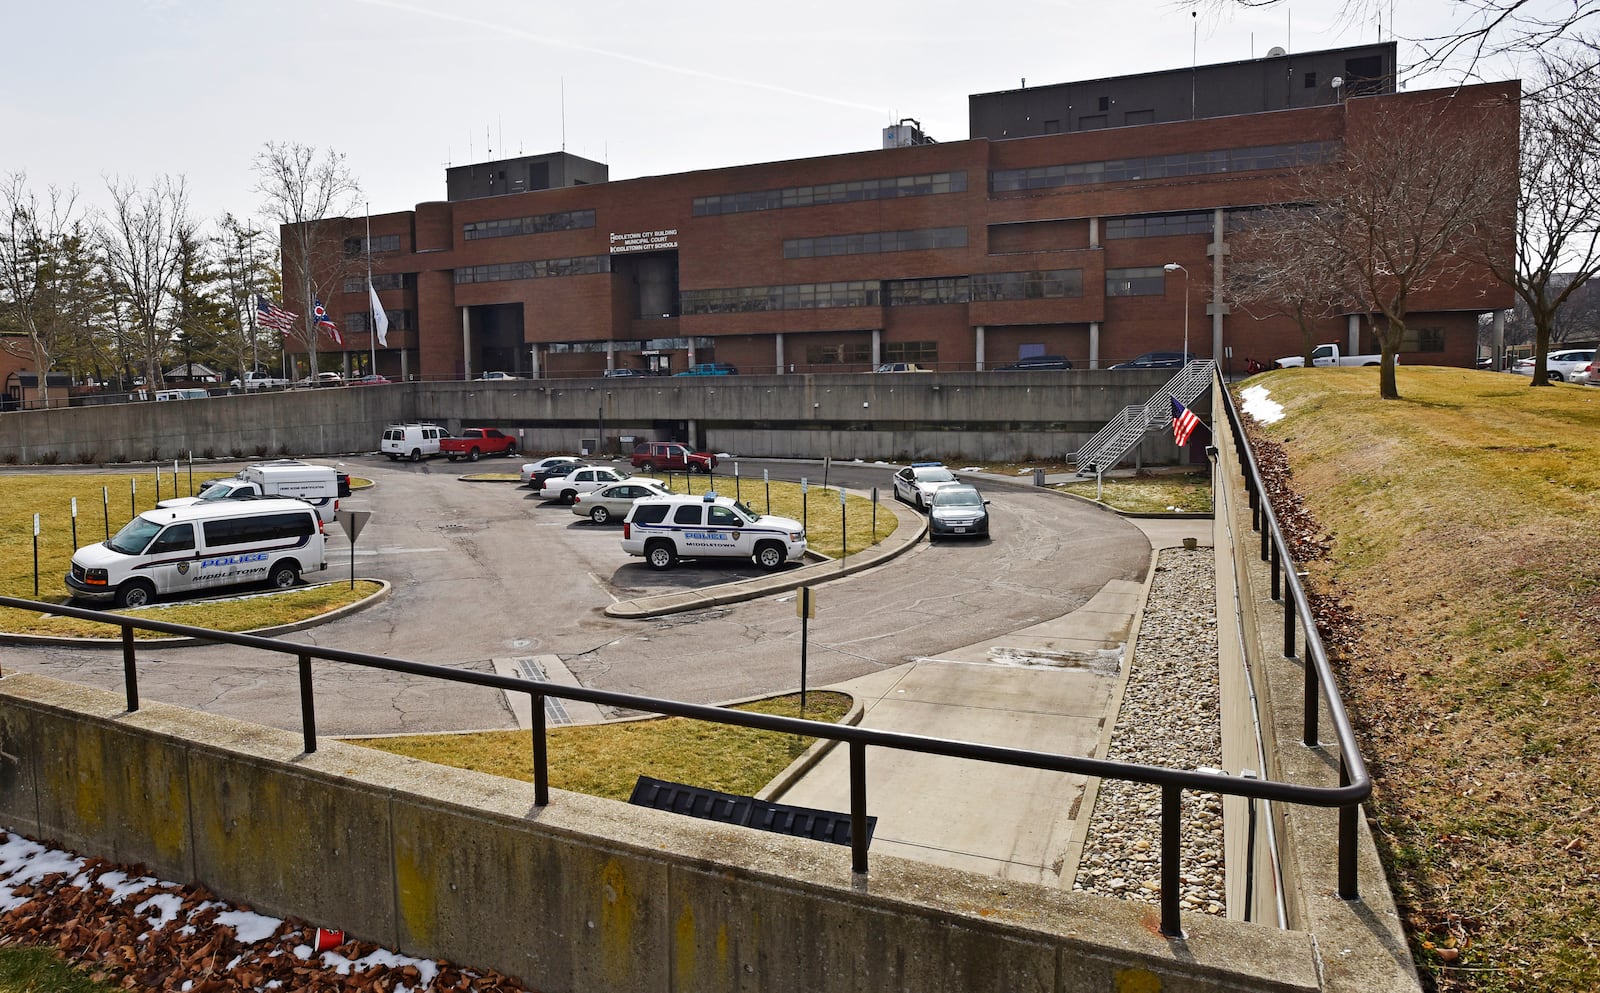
[{"left": 314, "top": 928, "right": 344, "bottom": 952}]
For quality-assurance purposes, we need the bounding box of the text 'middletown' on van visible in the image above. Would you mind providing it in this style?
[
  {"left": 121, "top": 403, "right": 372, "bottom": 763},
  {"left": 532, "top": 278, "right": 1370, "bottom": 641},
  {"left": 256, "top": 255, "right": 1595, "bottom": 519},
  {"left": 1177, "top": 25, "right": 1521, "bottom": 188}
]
[{"left": 66, "top": 499, "right": 328, "bottom": 608}]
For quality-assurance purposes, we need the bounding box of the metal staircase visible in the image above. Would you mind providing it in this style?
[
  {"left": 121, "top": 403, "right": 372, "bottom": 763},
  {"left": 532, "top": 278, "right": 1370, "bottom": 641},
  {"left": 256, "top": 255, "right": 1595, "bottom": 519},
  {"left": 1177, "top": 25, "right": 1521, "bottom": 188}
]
[{"left": 1073, "top": 360, "right": 1216, "bottom": 474}]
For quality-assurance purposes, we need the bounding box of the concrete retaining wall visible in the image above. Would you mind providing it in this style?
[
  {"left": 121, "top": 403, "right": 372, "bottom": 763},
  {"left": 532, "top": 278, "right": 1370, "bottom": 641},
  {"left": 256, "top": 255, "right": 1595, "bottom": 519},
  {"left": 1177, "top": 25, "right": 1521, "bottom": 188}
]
[
  {"left": 0, "top": 373, "right": 1192, "bottom": 465},
  {"left": 0, "top": 674, "right": 1322, "bottom": 993}
]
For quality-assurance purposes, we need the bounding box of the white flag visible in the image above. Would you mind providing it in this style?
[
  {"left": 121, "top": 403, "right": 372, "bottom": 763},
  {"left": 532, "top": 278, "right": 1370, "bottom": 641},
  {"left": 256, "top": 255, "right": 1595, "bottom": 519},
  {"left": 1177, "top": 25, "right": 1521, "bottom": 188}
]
[{"left": 368, "top": 280, "right": 390, "bottom": 347}]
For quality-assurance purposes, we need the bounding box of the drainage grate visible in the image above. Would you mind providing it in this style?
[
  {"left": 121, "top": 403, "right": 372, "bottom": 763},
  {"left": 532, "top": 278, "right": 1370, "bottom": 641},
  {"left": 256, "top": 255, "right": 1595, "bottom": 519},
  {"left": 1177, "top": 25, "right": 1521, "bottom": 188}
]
[
  {"left": 514, "top": 657, "right": 572, "bottom": 726},
  {"left": 628, "top": 776, "right": 875, "bottom": 848}
]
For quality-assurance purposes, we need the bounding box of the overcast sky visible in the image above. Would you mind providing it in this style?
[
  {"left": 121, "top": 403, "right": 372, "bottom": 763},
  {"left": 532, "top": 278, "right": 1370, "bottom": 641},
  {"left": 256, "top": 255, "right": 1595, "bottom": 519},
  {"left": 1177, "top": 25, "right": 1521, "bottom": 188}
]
[{"left": 3, "top": 0, "right": 1529, "bottom": 231}]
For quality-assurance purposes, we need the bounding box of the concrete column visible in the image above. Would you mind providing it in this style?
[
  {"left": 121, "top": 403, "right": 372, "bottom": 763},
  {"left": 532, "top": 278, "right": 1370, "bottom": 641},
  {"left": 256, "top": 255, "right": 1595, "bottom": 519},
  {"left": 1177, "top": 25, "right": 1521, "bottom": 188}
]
[
  {"left": 1492, "top": 309, "right": 1507, "bottom": 369},
  {"left": 1210, "top": 208, "right": 1227, "bottom": 362},
  {"left": 461, "top": 307, "right": 471, "bottom": 381},
  {"left": 1089, "top": 322, "right": 1101, "bottom": 369},
  {"left": 872, "top": 329, "right": 882, "bottom": 367},
  {"left": 688, "top": 341, "right": 697, "bottom": 366},
  {"left": 1088, "top": 216, "right": 1100, "bottom": 249},
  {"left": 974, "top": 325, "right": 986, "bottom": 371},
  {"left": 528, "top": 344, "right": 542, "bottom": 379},
  {"left": 606, "top": 342, "right": 615, "bottom": 373},
  {"left": 1347, "top": 314, "right": 1361, "bottom": 353},
  {"left": 775, "top": 333, "right": 785, "bottom": 374},
  {"left": 400, "top": 349, "right": 409, "bottom": 382}
]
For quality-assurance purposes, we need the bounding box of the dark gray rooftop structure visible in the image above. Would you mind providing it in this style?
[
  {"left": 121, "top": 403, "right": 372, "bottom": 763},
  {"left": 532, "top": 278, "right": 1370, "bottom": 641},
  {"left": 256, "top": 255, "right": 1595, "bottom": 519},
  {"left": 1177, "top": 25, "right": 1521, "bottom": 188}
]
[
  {"left": 445, "top": 151, "right": 609, "bottom": 202},
  {"left": 969, "top": 42, "right": 1397, "bottom": 140}
]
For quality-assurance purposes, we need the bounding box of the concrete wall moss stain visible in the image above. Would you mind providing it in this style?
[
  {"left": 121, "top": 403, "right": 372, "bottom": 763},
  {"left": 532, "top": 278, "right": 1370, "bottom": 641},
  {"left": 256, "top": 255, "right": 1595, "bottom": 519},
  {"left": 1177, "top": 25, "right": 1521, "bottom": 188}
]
[
  {"left": 394, "top": 827, "right": 436, "bottom": 948},
  {"left": 673, "top": 903, "right": 697, "bottom": 989},
  {"left": 68, "top": 724, "right": 106, "bottom": 834},
  {"left": 600, "top": 857, "right": 635, "bottom": 981},
  {"left": 1115, "top": 966, "right": 1164, "bottom": 993}
]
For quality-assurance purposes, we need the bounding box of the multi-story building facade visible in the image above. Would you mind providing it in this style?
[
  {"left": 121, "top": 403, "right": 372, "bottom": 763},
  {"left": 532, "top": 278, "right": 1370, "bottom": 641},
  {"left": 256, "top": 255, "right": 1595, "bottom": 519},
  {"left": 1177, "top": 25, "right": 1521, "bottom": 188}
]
[{"left": 285, "top": 44, "right": 1516, "bottom": 381}]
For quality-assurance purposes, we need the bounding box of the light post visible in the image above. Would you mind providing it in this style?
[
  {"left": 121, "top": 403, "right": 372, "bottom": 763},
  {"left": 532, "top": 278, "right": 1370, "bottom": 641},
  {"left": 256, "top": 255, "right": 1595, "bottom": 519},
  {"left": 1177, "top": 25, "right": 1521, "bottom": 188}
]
[{"left": 1163, "top": 263, "right": 1189, "bottom": 363}]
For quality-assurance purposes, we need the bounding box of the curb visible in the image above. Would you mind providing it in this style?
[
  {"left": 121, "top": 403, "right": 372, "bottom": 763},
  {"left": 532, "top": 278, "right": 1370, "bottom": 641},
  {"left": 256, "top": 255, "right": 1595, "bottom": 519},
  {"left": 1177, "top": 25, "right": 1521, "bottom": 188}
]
[
  {"left": 0, "top": 580, "right": 393, "bottom": 649},
  {"left": 603, "top": 497, "right": 927, "bottom": 619}
]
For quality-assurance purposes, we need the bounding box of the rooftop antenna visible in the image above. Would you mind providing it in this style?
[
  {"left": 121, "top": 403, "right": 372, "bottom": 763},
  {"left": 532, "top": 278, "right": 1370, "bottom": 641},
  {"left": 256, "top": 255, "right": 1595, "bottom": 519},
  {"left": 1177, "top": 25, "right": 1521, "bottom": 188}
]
[
  {"left": 1191, "top": 10, "right": 1198, "bottom": 120},
  {"left": 561, "top": 77, "right": 567, "bottom": 152}
]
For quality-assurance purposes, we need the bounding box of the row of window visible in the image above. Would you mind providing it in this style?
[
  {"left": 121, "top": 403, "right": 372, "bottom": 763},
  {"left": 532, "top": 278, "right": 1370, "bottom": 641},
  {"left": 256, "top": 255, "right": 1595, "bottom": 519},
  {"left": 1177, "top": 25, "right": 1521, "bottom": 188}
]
[
  {"left": 693, "top": 172, "right": 968, "bottom": 217},
  {"left": 463, "top": 209, "right": 596, "bottom": 241},
  {"left": 343, "top": 234, "right": 402, "bottom": 256},
  {"left": 1105, "top": 267, "right": 1168, "bottom": 296},
  {"left": 1105, "top": 212, "right": 1213, "bottom": 239},
  {"left": 784, "top": 226, "right": 967, "bottom": 259},
  {"left": 343, "top": 310, "right": 417, "bottom": 333},
  {"left": 682, "top": 268, "right": 1087, "bottom": 315},
  {"left": 455, "top": 255, "right": 611, "bottom": 284},
  {"left": 343, "top": 272, "right": 417, "bottom": 294},
  {"left": 990, "top": 141, "right": 1337, "bottom": 193}
]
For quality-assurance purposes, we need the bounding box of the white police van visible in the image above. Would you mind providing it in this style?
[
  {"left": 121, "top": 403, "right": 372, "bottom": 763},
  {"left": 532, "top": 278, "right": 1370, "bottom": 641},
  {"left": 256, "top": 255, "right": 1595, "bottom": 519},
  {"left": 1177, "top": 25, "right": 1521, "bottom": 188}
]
[
  {"left": 66, "top": 499, "right": 328, "bottom": 608},
  {"left": 620, "top": 491, "right": 806, "bottom": 571}
]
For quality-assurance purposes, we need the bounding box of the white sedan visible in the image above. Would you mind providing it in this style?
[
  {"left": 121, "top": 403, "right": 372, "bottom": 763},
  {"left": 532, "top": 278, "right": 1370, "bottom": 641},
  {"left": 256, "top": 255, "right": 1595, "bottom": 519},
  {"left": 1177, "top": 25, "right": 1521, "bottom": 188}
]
[
  {"left": 1512, "top": 348, "right": 1595, "bottom": 383},
  {"left": 539, "top": 465, "right": 637, "bottom": 504},
  {"left": 571, "top": 478, "right": 670, "bottom": 524}
]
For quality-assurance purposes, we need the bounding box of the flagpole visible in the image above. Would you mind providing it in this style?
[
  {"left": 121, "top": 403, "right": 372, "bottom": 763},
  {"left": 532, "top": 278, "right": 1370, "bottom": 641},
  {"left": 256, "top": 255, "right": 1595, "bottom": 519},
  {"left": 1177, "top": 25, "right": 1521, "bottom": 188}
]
[{"left": 366, "top": 205, "right": 376, "bottom": 375}]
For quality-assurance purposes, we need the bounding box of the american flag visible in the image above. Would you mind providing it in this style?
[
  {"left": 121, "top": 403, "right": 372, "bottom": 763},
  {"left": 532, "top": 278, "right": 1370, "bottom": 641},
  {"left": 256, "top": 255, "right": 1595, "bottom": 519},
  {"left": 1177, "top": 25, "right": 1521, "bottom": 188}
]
[
  {"left": 313, "top": 299, "right": 343, "bottom": 345},
  {"left": 256, "top": 295, "right": 297, "bottom": 334},
  {"left": 1171, "top": 398, "right": 1201, "bottom": 447}
]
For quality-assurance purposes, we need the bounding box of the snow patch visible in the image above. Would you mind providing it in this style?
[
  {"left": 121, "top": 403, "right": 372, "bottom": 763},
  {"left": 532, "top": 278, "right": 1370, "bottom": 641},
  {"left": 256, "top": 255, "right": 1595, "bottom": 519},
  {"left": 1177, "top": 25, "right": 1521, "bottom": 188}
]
[{"left": 1239, "top": 384, "right": 1285, "bottom": 424}]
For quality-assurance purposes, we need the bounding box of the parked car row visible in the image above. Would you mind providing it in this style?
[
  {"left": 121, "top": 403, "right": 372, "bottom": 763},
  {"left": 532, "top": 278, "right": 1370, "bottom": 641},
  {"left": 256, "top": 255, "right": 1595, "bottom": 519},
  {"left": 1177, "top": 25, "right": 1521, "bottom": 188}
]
[{"left": 1512, "top": 348, "right": 1597, "bottom": 384}]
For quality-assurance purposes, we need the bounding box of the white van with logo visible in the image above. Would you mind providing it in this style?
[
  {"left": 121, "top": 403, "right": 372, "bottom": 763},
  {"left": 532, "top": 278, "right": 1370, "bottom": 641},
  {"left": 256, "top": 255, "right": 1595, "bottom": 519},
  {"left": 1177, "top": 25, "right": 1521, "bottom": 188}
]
[
  {"left": 381, "top": 422, "right": 447, "bottom": 461},
  {"left": 66, "top": 499, "right": 328, "bottom": 608}
]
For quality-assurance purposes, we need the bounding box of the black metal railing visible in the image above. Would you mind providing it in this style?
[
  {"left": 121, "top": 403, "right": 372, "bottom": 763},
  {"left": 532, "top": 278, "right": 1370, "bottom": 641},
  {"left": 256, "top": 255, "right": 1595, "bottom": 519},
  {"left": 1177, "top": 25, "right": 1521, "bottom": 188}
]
[{"left": 0, "top": 396, "right": 1368, "bottom": 936}]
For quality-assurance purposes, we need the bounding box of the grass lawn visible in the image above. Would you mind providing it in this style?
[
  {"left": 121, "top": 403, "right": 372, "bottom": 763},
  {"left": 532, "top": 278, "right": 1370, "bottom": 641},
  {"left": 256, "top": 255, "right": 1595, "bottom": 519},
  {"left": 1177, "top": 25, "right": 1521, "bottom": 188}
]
[
  {"left": 347, "top": 691, "right": 854, "bottom": 801},
  {"left": 1055, "top": 471, "right": 1213, "bottom": 513},
  {"left": 654, "top": 471, "right": 896, "bottom": 559},
  {"left": 0, "top": 471, "right": 376, "bottom": 638},
  {"left": 1243, "top": 366, "right": 1600, "bottom": 993}
]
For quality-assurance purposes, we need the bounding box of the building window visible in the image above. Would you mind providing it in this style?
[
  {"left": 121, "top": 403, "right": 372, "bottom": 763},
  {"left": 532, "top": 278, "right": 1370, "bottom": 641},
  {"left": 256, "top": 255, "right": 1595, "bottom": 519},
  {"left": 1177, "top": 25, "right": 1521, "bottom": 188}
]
[
  {"left": 885, "top": 276, "right": 971, "bottom": 306},
  {"left": 970, "top": 269, "right": 1083, "bottom": 301},
  {"left": 1105, "top": 212, "right": 1212, "bottom": 239},
  {"left": 462, "top": 209, "right": 596, "bottom": 241},
  {"left": 1304, "top": 72, "right": 1318, "bottom": 89},
  {"left": 884, "top": 341, "right": 938, "bottom": 363},
  {"left": 784, "top": 226, "right": 967, "bottom": 259},
  {"left": 454, "top": 255, "right": 611, "bottom": 284},
  {"left": 681, "top": 280, "right": 882, "bottom": 314},
  {"left": 343, "top": 235, "right": 401, "bottom": 256},
  {"left": 343, "top": 272, "right": 416, "bottom": 293},
  {"left": 1097, "top": 96, "right": 1110, "bottom": 111},
  {"left": 990, "top": 140, "right": 1337, "bottom": 193},
  {"left": 693, "top": 171, "right": 968, "bottom": 217},
  {"left": 1402, "top": 327, "right": 1445, "bottom": 352},
  {"left": 342, "top": 309, "right": 414, "bottom": 333},
  {"left": 805, "top": 343, "right": 874, "bottom": 365},
  {"left": 1105, "top": 266, "right": 1167, "bottom": 297}
]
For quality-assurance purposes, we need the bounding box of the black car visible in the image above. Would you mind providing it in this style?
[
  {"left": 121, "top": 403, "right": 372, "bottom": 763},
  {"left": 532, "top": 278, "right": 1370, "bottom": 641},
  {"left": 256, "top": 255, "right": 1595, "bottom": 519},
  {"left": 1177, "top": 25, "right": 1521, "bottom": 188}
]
[
  {"left": 994, "top": 355, "right": 1072, "bottom": 371},
  {"left": 525, "top": 458, "right": 589, "bottom": 490},
  {"left": 1109, "top": 351, "right": 1196, "bottom": 370},
  {"left": 927, "top": 485, "right": 991, "bottom": 541}
]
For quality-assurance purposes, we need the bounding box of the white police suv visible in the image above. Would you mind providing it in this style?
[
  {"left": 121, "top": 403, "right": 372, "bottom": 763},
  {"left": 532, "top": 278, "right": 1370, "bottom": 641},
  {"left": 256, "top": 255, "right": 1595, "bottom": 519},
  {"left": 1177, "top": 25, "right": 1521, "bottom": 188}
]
[{"left": 620, "top": 492, "right": 806, "bottom": 571}]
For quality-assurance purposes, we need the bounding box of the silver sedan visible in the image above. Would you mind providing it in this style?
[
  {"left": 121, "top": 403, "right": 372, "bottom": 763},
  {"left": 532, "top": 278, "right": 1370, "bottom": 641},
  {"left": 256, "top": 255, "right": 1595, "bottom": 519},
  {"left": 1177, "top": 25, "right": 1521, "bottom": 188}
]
[{"left": 570, "top": 478, "right": 670, "bottom": 524}]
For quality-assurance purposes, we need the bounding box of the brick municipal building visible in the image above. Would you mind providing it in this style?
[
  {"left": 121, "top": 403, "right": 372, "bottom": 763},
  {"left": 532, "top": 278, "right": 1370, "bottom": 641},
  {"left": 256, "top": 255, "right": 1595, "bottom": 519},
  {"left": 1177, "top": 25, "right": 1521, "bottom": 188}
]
[{"left": 284, "top": 42, "right": 1517, "bottom": 382}]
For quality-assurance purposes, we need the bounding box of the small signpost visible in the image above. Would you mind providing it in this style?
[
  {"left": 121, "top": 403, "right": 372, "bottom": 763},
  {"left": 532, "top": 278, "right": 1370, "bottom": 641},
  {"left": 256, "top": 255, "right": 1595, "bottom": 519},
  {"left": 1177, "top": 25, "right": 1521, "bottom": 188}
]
[
  {"left": 70, "top": 497, "right": 78, "bottom": 551},
  {"left": 801, "top": 477, "right": 808, "bottom": 531},
  {"left": 32, "top": 513, "right": 41, "bottom": 596},
  {"left": 763, "top": 469, "right": 770, "bottom": 514},
  {"left": 796, "top": 586, "right": 816, "bottom": 711},
  {"left": 839, "top": 486, "right": 847, "bottom": 559},
  {"left": 335, "top": 509, "right": 373, "bottom": 589},
  {"left": 102, "top": 486, "right": 110, "bottom": 539}
]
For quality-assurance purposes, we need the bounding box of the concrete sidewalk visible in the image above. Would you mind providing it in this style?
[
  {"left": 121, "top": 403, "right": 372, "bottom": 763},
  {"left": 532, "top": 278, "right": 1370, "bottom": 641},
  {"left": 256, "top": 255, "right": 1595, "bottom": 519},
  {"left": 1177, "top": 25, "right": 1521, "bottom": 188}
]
[{"left": 769, "top": 512, "right": 1209, "bottom": 888}]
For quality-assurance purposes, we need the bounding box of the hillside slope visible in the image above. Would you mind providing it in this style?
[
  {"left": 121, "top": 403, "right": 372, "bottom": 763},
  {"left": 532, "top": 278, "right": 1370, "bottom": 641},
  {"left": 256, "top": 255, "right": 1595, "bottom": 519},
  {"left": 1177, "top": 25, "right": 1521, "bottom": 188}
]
[{"left": 1242, "top": 367, "right": 1600, "bottom": 993}]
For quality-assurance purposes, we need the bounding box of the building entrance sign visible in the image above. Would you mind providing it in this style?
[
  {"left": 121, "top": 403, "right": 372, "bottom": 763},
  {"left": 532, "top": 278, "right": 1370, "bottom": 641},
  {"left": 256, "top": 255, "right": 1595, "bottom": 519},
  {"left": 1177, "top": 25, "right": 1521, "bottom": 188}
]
[{"left": 610, "top": 229, "right": 679, "bottom": 254}]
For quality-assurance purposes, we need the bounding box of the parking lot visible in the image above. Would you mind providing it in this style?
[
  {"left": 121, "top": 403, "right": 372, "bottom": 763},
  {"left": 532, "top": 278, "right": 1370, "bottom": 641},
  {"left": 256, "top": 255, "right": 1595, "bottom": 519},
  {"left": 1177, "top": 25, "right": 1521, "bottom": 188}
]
[{"left": 6, "top": 456, "right": 1154, "bottom": 736}]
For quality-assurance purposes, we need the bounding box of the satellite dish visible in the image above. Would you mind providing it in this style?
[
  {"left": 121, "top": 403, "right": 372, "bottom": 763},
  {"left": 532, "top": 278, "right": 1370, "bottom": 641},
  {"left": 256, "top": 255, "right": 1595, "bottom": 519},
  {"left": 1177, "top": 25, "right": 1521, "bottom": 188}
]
[{"left": 1267, "top": 46, "right": 1287, "bottom": 57}]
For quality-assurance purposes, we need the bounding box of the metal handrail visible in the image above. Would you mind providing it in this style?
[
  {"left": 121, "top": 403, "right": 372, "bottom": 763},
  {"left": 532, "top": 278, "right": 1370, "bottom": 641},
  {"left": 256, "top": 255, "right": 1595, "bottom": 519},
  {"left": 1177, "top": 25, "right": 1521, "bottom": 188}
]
[{"left": 0, "top": 432, "right": 1368, "bottom": 936}]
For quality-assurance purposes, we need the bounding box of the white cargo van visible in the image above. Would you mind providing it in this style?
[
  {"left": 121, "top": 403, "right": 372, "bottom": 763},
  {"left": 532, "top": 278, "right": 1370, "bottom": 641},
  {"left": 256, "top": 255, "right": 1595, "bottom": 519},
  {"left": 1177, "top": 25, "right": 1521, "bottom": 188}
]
[
  {"left": 160, "top": 463, "right": 340, "bottom": 523},
  {"left": 381, "top": 422, "right": 447, "bottom": 461},
  {"left": 66, "top": 499, "right": 328, "bottom": 608}
]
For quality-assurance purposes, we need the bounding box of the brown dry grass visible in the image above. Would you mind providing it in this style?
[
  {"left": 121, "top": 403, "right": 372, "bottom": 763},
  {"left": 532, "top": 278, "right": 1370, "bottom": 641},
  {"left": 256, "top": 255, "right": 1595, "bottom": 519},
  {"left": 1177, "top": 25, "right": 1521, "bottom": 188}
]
[{"left": 1243, "top": 367, "right": 1600, "bottom": 992}]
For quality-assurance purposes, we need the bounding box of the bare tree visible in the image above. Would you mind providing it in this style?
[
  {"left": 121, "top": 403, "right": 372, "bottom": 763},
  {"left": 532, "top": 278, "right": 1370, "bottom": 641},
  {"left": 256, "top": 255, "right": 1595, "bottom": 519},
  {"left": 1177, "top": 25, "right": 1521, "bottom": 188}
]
[
  {"left": 1273, "top": 91, "right": 1516, "bottom": 398},
  {"left": 253, "top": 143, "right": 359, "bottom": 377},
  {"left": 99, "top": 176, "right": 193, "bottom": 390},
  {"left": 0, "top": 174, "right": 90, "bottom": 406},
  {"left": 1224, "top": 204, "right": 1352, "bottom": 367},
  {"left": 1475, "top": 49, "right": 1600, "bottom": 385},
  {"left": 214, "top": 214, "right": 279, "bottom": 383}
]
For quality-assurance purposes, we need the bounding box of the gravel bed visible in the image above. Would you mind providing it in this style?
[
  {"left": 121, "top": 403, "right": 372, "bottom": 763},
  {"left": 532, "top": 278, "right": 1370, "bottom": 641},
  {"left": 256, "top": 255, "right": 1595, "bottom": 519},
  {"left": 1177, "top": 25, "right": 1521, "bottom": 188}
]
[{"left": 1072, "top": 546, "right": 1226, "bottom": 916}]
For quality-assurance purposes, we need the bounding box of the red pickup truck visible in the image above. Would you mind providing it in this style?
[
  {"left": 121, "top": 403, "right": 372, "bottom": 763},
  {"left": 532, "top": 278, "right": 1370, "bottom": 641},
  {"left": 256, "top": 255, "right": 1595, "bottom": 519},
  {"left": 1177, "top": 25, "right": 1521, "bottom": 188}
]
[
  {"left": 630, "top": 441, "right": 718, "bottom": 473},
  {"left": 441, "top": 428, "right": 519, "bottom": 462}
]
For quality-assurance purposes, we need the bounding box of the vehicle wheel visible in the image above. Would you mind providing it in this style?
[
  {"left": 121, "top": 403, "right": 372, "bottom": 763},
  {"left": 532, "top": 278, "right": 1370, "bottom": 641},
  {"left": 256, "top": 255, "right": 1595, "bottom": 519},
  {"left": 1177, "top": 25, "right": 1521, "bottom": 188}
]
[
  {"left": 269, "top": 562, "right": 299, "bottom": 590},
  {"left": 645, "top": 541, "right": 678, "bottom": 570},
  {"left": 505, "top": 444, "right": 518, "bottom": 457},
  {"left": 1550, "top": 372, "right": 1564, "bottom": 382},
  {"left": 468, "top": 448, "right": 481, "bottom": 462},
  {"left": 387, "top": 454, "right": 398, "bottom": 462},
  {"left": 410, "top": 448, "right": 422, "bottom": 462},
  {"left": 639, "top": 461, "right": 656, "bottom": 472},
  {"left": 561, "top": 489, "right": 578, "bottom": 504},
  {"left": 447, "top": 454, "right": 458, "bottom": 462},
  {"left": 114, "top": 580, "right": 155, "bottom": 608},
  {"left": 754, "top": 541, "right": 785, "bottom": 572},
  {"left": 589, "top": 505, "right": 612, "bottom": 524}
]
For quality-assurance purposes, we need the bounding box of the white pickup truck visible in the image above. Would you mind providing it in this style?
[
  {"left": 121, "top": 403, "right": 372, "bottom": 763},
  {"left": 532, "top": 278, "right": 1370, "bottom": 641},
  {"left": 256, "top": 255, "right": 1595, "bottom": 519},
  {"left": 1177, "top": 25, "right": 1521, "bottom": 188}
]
[
  {"left": 232, "top": 370, "right": 292, "bottom": 390},
  {"left": 1275, "top": 344, "right": 1389, "bottom": 368}
]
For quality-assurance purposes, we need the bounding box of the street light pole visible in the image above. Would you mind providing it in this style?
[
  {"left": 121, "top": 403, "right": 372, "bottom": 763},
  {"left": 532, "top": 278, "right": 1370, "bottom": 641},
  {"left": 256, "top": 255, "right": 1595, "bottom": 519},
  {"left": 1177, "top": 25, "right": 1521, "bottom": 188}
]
[{"left": 1164, "top": 263, "right": 1189, "bottom": 362}]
